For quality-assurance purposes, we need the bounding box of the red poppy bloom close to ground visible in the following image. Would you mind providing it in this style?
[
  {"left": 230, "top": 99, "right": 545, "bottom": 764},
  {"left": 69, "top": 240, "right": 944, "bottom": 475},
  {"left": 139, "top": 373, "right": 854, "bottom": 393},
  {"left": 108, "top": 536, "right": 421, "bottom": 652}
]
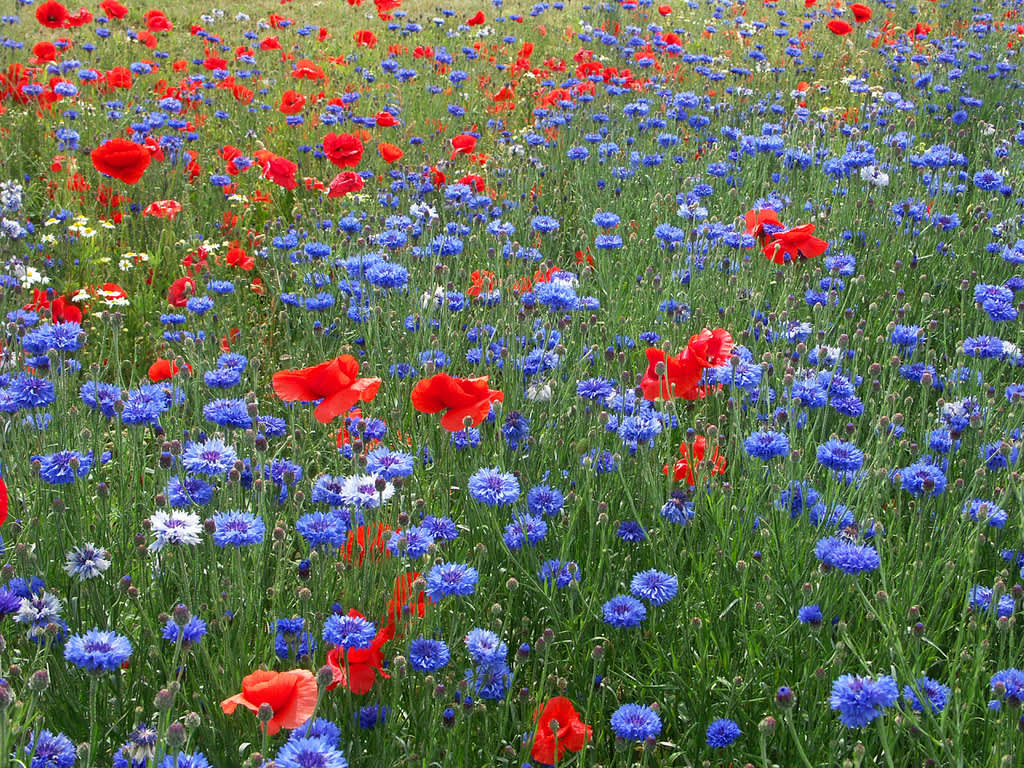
[
  {"left": 142, "top": 199, "right": 182, "bottom": 219},
  {"left": 272, "top": 355, "right": 381, "bottom": 424},
  {"left": 221, "top": 669, "right": 317, "bottom": 735},
  {"left": 640, "top": 328, "right": 734, "bottom": 401},
  {"left": 827, "top": 19, "right": 853, "bottom": 35},
  {"left": 450, "top": 133, "right": 477, "bottom": 160},
  {"left": 665, "top": 436, "right": 728, "bottom": 485},
  {"left": 254, "top": 149, "right": 298, "bottom": 190},
  {"left": 411, "top": 373, "right": 504, "bottom": 431},
  {"left": 530, "top": 697, "right": 592, "bottom": 765},
  {"left": 374, "top": 111, "right": 398, "bottom": 127},
  {"left": 324, "top": 610, "right": 394, "bottom": 694},
  {"left": 328, "top": 171, "right": 365, "bottom": 198},
  {"left": 143, "top": 10, "right": 173, "bottom": 32},
  {"left": 850, "top": 3, "right": 872, "bottom": 22},
  {"left": 323, "top": 132, "right": 364, "bottom": 168},
  {"left": 167, "top": 276, "right": 197, "bottom": 308},
  {"left": 378, "top": 142, "right": 403, "bottom": 163},
  {"left": 354, "top": 29, "right": 377, "bottom": 48},
  {"left": 91, "top": 138, "right": 152, "bottom": 185},
  {"left": 278, "top": 89, "right": 305, "bottom": 114},
  {"left": 148, "top": 358, "right": 191, "bottom": 382},
  {"left": 744, "top": 209, "right": 829, "bottom": 265},
  {"left": 467, "top": 11, "right": 485, "bottom": 25},
  {"left": 36, "top": 1, "right": 69, "bottom": 28},
  {"left": 100, "top": 0, "right": 128, "bottom": 19}
]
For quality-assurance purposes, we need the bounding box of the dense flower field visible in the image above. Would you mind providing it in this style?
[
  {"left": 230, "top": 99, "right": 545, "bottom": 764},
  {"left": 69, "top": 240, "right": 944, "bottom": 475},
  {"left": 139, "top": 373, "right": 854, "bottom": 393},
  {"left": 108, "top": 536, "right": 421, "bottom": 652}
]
[{"left": 0, "top": 0, "right": 1023, "bottom": 765}]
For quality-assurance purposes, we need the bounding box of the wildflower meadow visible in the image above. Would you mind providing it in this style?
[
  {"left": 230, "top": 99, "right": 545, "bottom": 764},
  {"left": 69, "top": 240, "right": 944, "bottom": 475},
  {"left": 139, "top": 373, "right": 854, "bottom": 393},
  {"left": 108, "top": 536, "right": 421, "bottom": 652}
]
[{"left": 1, "top": 0, "right": 1023, "bottom": 765}]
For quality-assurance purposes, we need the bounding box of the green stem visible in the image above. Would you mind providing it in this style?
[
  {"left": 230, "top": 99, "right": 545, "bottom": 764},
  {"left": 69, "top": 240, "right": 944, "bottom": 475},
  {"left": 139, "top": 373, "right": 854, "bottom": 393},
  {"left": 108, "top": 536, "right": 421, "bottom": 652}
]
[
  {"left": 87, "top": 676, "right": 99, "bottom": 768},
  {"left": 784, "top": 713, "right": 815, "bottom": 768}
]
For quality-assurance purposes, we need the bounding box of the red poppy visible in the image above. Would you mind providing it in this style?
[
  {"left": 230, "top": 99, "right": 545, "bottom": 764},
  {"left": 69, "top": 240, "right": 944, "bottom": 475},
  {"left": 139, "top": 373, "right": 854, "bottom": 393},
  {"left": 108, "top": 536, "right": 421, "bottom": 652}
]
[
  {"left": 292, "top": 59, "right": 325, "bottom": 80},
  {"left": 410, "top": 373, "right": 504, "bottom": 431},
  {"left": 827, "top": 19, "right": 853, "bottom": 35},
  {"left": 743, "top": 208, "right": 782, "bottom": 238},
  {"left": 99, "top": 0, "right": 129, "bottom": 19},
  {"left": 25, "top": 290, "right": 83, "bottom": 324},
  {"left": 762, "top": 223, "right": 829, "bottom": 265},
  {"left": 378, "top": 142, "right": 403, "bottom": 163},
  {"left": 167, "top": 276, "right": 197, "bottom": 308},
  {"left": 143, "top": 10, "right": 173, "bottom": 33},
  {"left": 640, "top": 328, "right": 733, "bottom": 401},
  {"left": 272, "top": 355, "right": 381, "bottom": 424},
  {"left": 687, "top": 328, "right": 734, "bottom": 369},
  {"left": 94, "top": 282, "right": 128, "bottom": 305},
  {"left": 32, "top": 42, "right": 58, "bottom": 62},
  {"left": 374, "top": 110, "right": 399, "bottom": 127},
  {"left": 225, "top": 243, "right": 254, "bottom": 270},
  {"left": 148, "top": 357, "right": 191, "bottom": 382},
  {"left": 0, "top": 477, "right": 7, "bottom": 527},
  {"left": 450, "top": 133, "right": 477, "bottom": 160},
  {"left": 36, "top": 1, "right": 69, "bottom": 28},
  {"left": 221, "top": 669, "right": 317, "bottom": 735},
  {"left": 665, "top": 435, "right": 727, "bottom": 485},
  {"left": 386, "top": 571, "right": 430, "bottom": 625},
  {"left": 91, "top": 138, "right": 152, "bottom": 185},
  {"left": 142, "top": 199, "right": 182, "bottom": 219},
  {"left": 323, "top": 132, "right": 364, "bottom": 168},
  {"left": 467, "top": 269, "right": 497, "bottom": 298},
  {"left": 106, "top": 67, "right": 132, "bottom": 89},
  {"left": 849, "top": 3, "right": 872, "bottom": 22},
  {"left": 467, "top": 11, "right": 485, "bottom": 26},
  {"left": 344, "top": 523, "right": 391, "bottom": 565},
  {"left": 658, "top": 4, "right": 672, "bottom": 13},
  {"left": 254, "top": 149, "right": 298, "bottom": 190},
  {"left": 278, "top": 89, "right": 305, "bottom": 115},
  {"left": 325, "top": 610, "right": 394, "bottom": 694},
  {"left": 67, "top": 8, "right": 92, "bottom": 26},
  {"left": 530, "top": 697, "right": 592, "bottom": 765},
  {"left": 354, "top": 29, "right": 378, "bottom": 48},
  {"left": 328, "top": 171, "right": 365, "bottom": 198}
]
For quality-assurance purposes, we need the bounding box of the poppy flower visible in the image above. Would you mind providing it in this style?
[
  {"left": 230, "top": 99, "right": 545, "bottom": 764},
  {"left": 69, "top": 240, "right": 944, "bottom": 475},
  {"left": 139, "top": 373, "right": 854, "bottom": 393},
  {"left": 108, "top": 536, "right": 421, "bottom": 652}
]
[
  {"left": 225, "top": 243, "right": 254, "bottom": 270},
  {"left": 345, "top": 523, "right": 391, "bottom": 566},
  {"left": 106, "top": 67, "right": 132, "bottom": 89},
  {"left": 743, "top": 208, "right": 783, "bottom": 238},
  {"left": 450, "top": 133, "right": 477, "bottom": 160},
  {"left": 467, "top": 269, "right": 497, "bottom": 298},
  {"left": 530, "top": 697, "right": 592, "bottom": 765},
  {"left": 640, "top": 347, "right": 702, "bottom": 401},
  {"left": 325, "top": 611, "right": 394, "bottom": 694},
  {"left": 374, "top": 111, "right": 399, "bottom": 127},
  {"left": 328, "top": 171, "right": 365, "bottom": 198},
  {"left": 0, "top": 476, "right": 7, "bottom": 527},
  {"left": 386, "top": 571, "right": 430, "bottom": 625},
  {"left": 762, "top": 223, "right": 829, "bottom": 264},
  {"left": 687, "top": 328, "right": 734, "bottom": 369},
  {"left": 467, "top": 11, "right": 485, "bottom": 26},
  {"left": 278, "top": 89, "right": 305, "bottom": 115},
  {"left": 323, "top": 132, "right": 364, "bottom": 168},
  {"left": 99, "top": 0, "right": 128, "bottom": 19},
  {"left": 167, "top": 276, "right": 197, "bottom": 308},
  {"left": 378, "top": 143, "right": 403, "bottom": 163},
  {"left": 36, "top": 1, "right": 69, "bottom": 28},
  {"left": 221, "top": 668, "right": 317, "bottom": 735},
  {"left": 32, "top": 41, "right": 58, "bottom": 62},
  {"left": 665, "top": 436, "right": 727, "bottom": 485},
  {"left": 143, "top": 10, "right": 173, "bottom": 33},
  {"left": 272, "top": 355, "right": 381, "bottom": 424},
  {"left": 67, "top": 8, "right": 92, "bottom": 26},
  {"left": 849, "top": 3, "right": 872, "bottom": 22},
  {"left": 148, "top": 357, "right": 191, "bottom": 382},
  {"left": 354, "top": 29, "right": 378, "bottom": 48},
  {"left": 91, "top": 138, "right": 151, "bottom": 185},
  {"left": 827, "top": 19, "right": 853, "bottom": 35},
  {"left": 142, "top": 199, "right": 182, "bottom": 219},
  {"left": 292, "top": 59, "right": 325, "bottom": 80},
  {"left": 254, "top": 149, "right": 298, "bottom": 190},
  {"left": 25, "top": 289, "right": 83, "bottom": 324},
  {"left": 410, "top": 373, "right": 504, "bottom": 431},
  {"left": 658, "top": 3, "right": 672, "bottom": 13}
]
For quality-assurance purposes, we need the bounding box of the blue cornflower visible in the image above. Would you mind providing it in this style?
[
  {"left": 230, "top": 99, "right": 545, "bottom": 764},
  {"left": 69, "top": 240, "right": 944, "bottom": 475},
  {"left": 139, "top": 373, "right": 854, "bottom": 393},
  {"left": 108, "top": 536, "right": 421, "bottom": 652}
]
[
  {"left": 162, "top": 615, "right": 207, "bottom": 646},
  {"left": 22, "top": 322, "right": 84, "bottom": 355},
  {"left": 36, "top": 450, "right": 92, "bottom": 485},
  {"left": 962, "top": 335, "right": 1005, "bottom": 360},
  {"left": 706, "top": 718, "right": 741, "bottom": 748},
  {"left": 744, "top": 431, "right": 789, "bottom": 460},
  {"left": 80, "top": 381, "right": 121, "bottom": 418},
  {"left": 467, "top": 467, "right": 520, "bottom": 507},
  {"left": 204, "top": 368, "right": 241, "bottom": 388},
  {"left": 630, "top": 570, "right": 678, "bottom": 606},
  {"left": 798, "top": 604, "right": 823, "bottom": 625},
  {"left": 356, "top": 705, "right": 389, "bottom": 730},
  {"left": 365, "top": 447, "right": 415, "bottom": 480},
  {"left": 501, "top": 410, "right": 530, "bottom": 450},
  {"left": 24, "top": 729, "right": 76, "bottom": 768},
  {"left": 592, "top": 211, "right": 621, "bottom": 228},
  {"left": 181, "top": 437, "right": 238, "bottom": 477},
  {"left": 602, "top": 595, "right": 647, "bottom": 628},
  {"left": 990, "top": 668, "right": 1024, "bottom": 704},
  {"left": 185, "top": 296, "right": 215, "bottom": 315},
  {"left": 64, "top": 628, "right": 133, "bottom": 672},
  {"left": 576, "top": 377, "right": 615, "bottom": 400},
  {"left": 166, "top": 475, "right": 214, "bottom": 507},
  {"left": 386, "top": 526, "right": 434, "bottom": 559},
  {"left": 409, "top": 637, "right": 450, "bottom": 672},
  {"left": 538, "top": 559, "right": 580, "bottom": 589},
  {"left": 963, "top": 498, "right": 1008, "bottom": 528},
  {"left": 121, "top": 385, "right": 170, "bottom": 426},
  {"left": 617, "top": 520, "right": 647, "bottom": 542},
  {"left": 112, "top": 725, "right": 157, "bottom": 768},
  {"left": 158, "top": 753, "right": 210, "bottom": 768},
  {"left": 814, "top": 537, "right": 880, "bottom": 575},
  {"left": 661, "top": 492, "right": 695, "bottom": 525},
  {"left": 323, "top": 613, "right": 376, "bottom": 650},
  {"left": 421, "top": 515, "right": 459, "bottom": 541},
  {"left": 275, "top": 736, "right": 348, "bottom": 768},
  {"left": 425, "top": 562, "right": 478, "bottom": 601},
  {"left": 903, "top": 676, "right": 950, "bottom": 714},
  {"left": 311, "top": 475, "right": 346, "bottom": 505},
  {"left": 816, "top": 439, "right": 865, "bottom": 475},
  {"left": 894, "top": 459, "right": 947, "bottom": 497},
  {"left": 581, "top": 448, "right": 619, "bottom": 474},
  {"left": 466, "top": 661, "right": 510, "bottom": 700},
  {"left": 211, "top": 510, "right": 265, "bottom": 547},
  {"left": 531, "top": 215, "right": 560, "bottom": 233},
  {"left": 275, "top": 617, "right": 316, "bottom": 661},
  {"left": 830, "top": 674, "right": 899, "bottom": 728},
  {"left": 526, "top": 484, "right": 564, "bottom": 517},
  {"left": 968, "top": 586, "right": 1015, "bottom": 618},
  {"left": 296, "top": 512, "right": 348, "bottom": 549},
  {"left": 465, "top": 628, "right": 507, "bottom": 667},
  {"left": 610, "top": 704, "right": 662, "bottom": 741},
  {"left": 202, "top": 398, "right": 252, "bottom": 429},
  {"left": 285, "top": 719, "right": 340, "bottom": 746},
  {"left": 889, "top": 324, "right": 922, "bottom": 353},
  {"left": 533, "top": 280, "right": 579, "bottom": 312},
  {"left": 503, "top": 512, "right": 547, "bottom": 550},
  {"left": 64, "top": 542, "right": 110, "bottom": 581}
]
